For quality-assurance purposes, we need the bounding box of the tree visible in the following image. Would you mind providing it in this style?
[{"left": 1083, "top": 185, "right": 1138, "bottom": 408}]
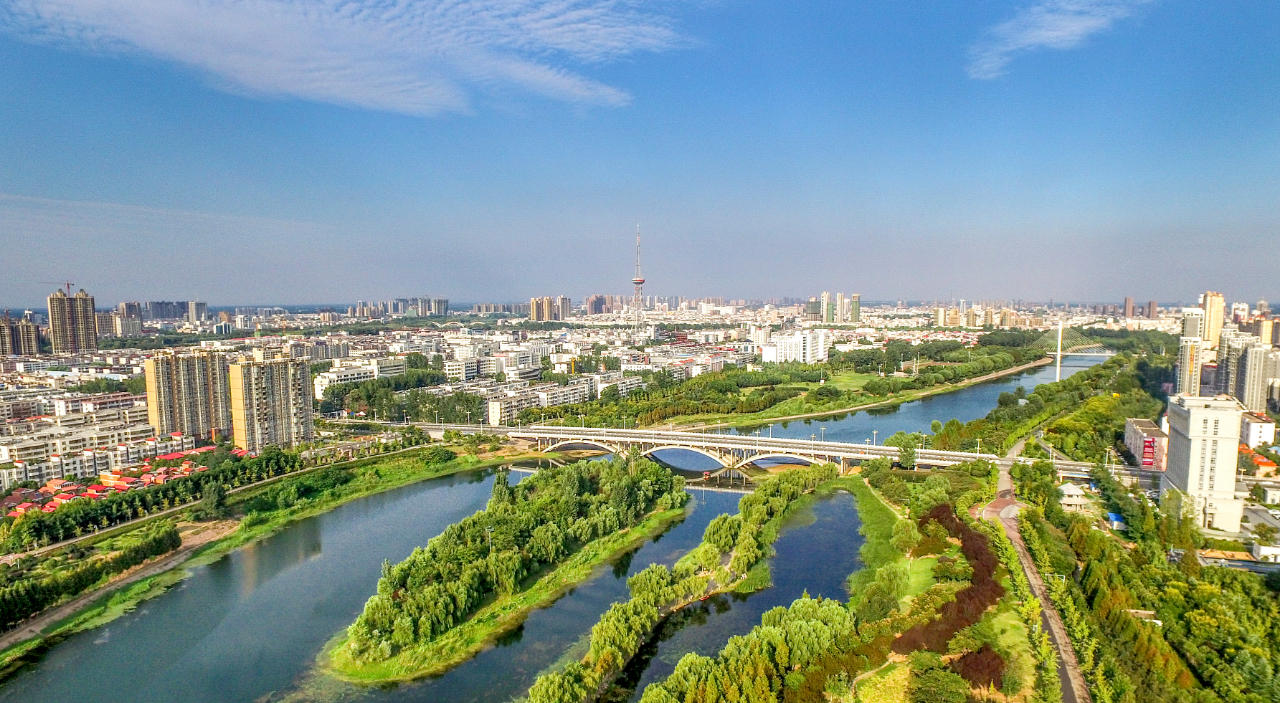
[
  {"left": 1253, "top": 523, "right": 1278, "bottom": 546},
  {"left": 891, "top": 519, "right": 922, "bottom": 555},
  {"left": 197, "top": 483, "right": 227, "bottom": 520}
]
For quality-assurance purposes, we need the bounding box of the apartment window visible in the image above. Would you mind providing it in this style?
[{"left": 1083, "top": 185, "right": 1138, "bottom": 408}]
[
  {"left": 1202, "top": 418, "right": 1209, "bottom": 434},
  {"left": 1213, "top": 419, "right": 1220, "bottom": 436},
  {"left": 1198, "top": 441, "right": 1207, "bottom": 490},
  {"left": 1209, "top": 440, "right": 1218, "bottom": 490}
]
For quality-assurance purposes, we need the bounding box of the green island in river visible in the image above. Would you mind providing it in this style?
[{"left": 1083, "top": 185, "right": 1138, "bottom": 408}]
[
  {"left": 326, "top": 455, "right": 690, "bottom": 683},
  {"left": 0, "top": 442, "right": 559, "bottom": 677}
]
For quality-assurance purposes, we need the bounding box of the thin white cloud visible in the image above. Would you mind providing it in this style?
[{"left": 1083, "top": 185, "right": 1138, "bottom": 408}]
[
  {"left": 967, "top": 0, "right": 1153, "bottom": 80},
  {"left": 0, "top": 0, "right": 687, "bottom": 115}
]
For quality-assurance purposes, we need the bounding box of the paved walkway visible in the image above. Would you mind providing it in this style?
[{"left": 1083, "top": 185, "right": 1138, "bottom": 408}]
[{"left": 980, "top": 441, "right": 1093, "bottom": 703}]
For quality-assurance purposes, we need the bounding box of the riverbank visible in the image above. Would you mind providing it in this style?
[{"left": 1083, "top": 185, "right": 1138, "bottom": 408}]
[
  {"left": 0, "top": 520, "right": 236, "bottom": 677},
  {"left": 0, "top": 448, "right": 557, "bottom": 679},
  {"left": 670, "top": 357, "right": 1053, "bottom": 431},
  {"left": 325, "top": 502, "right": 692, "bottom": 683}
]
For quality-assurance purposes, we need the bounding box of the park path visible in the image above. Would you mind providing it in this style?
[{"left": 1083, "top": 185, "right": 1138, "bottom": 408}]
[
  {"left": 979, "top": 441, "right": 1093, "bottom": 703},
  {"left": 0, "top": 520, "right": 237, "bottom": 653}
]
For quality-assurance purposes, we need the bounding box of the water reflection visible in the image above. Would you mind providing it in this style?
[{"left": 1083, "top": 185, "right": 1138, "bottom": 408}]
[
  {"left": 728, "top": 357, "right": 1100, "bottom": 443},
  {"left": 612, "top": 490, "right": 865, "bottom": 701}
]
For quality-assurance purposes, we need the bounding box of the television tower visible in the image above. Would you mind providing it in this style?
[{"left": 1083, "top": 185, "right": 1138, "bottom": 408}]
[{"left": 631, "top": 225, "right": 645, "bottom": 336}]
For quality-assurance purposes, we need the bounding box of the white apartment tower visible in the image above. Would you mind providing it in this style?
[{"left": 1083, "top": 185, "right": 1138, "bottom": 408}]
[
  {"left": 1163, "top": 394, "right": 1246, "bottom": 533},
  {"left": 229, "top": 358, "right": 314, "bottom": 453}
]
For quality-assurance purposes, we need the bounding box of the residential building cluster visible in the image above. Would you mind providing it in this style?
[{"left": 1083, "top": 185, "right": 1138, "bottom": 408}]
[
  {"left": 1156, "top": 291, "right": 1280, "bottom": 535},
  {"left": 145, "top": 349, "right": 314, "bottom": 454},
  {"left": 1, "top": 446, "right": 235, "bottom": 517}
]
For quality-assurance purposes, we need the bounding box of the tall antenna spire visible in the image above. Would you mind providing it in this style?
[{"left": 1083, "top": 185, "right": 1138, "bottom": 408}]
[{"left": 631, "top": 224, "right": 645, "bottom": 337}]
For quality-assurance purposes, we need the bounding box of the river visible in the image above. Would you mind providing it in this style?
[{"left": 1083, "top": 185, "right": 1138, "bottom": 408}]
[
  {"left": 753, "top": 356, "right": 1099, "bottom": 444},
  {"left": 0, "top": 356, "right": 1099, "bottom": 702}
]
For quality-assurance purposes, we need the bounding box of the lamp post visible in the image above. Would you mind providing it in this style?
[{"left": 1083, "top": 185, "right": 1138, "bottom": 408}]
[
  {"left": 820, "top": 426, "right": 826, "bottom": 442},
  {"left": 486, "top": 526, "right": 493, "bottom": 555},
  {"left": 872, "top": 430, "right": 878, "bottom": 446}
]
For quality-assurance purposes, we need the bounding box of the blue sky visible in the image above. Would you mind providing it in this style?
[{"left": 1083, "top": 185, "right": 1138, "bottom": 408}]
[{"left": 2, "top": 0, "right": 1278, "bottom": 307}]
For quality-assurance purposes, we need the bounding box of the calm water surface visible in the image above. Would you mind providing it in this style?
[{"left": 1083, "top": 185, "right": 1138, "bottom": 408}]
[
  {"left": 727, "top": 356, "right": 1100, "bottom": 444},
  {"left": 615, "top": 491, "right": 864, "bottom": 702},
  {"left": 0, "top": 358, "right": 1098, "bottom": 702},
  {"left": 0, "top": 467, "right": 741, "bottom": 703}
]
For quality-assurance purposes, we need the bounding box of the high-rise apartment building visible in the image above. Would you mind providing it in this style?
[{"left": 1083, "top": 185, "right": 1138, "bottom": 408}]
[
  {"left": 834, "top": 293, "right": 846, "bottom": 323},
  {"left": 229, "top": 358, "right": 314, "bottom": 453},
  {"left": 530, "top": 296, "right": 558, "bottom": 322},
  {"left": 849, "top": 294, "right": 861, "bottom": 323},
  {"left": 0, "top": 316, "right": 41, "bottom": 356},
  {"left": 1124, "top": 297, "right": 1135, "bottom": 319},
  {"left": 820, "top": 292, "right": 833, "bottom": 323},
  {"left": 1163, "top": 394, "right": 1246, "bottom": 532},
  {"left": 146, "top": 301, "right": 186, "bottom": 320},
  {"left": 145, "top": 350, "right": 233, "bottom": 440},
  {"left": 187, "top": 301, "right": 208, "bottom": 324},
  {"left": 1181, "top": 308, "right": 1205, "bottom": 340},
  {"left": 1177, "top": 337, "right": 1204, "bottom": 396},
  {"left": 1238, "top": 345, "right": 1276, "bottom": 413},
  {"left": 1201, "top": 291, "right": 1225, "bottom": 349},
  {"left": 1146, "top": 300, "right": 1158, "bottom": 319},
  {"left": 1215, "top": 330, "right": 1252, "bottom": 394},
  {"left": 47, "top": 289, "right": 97, "bottom": 354},
  {"left": 117, "top": 301, "right": 142, "bottom": 319},
  {"left": 555, "top": 296, "right": 572, "bottom": 322}
]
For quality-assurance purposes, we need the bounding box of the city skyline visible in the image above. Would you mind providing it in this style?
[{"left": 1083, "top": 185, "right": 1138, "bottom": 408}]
[{"left": 3, "top": 2, "right": 1280, "bottom": 304}]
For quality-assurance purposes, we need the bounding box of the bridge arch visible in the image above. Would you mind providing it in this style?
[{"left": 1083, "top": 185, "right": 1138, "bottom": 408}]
[
  {"left": 545, "top": 440, "right": 623, "bottom": 454},
  {"left": 641, "top": 445, "right": 729, "bottom": 468},
  {"left": 732, "top": 453, "right": 820, "bottom": 471}
]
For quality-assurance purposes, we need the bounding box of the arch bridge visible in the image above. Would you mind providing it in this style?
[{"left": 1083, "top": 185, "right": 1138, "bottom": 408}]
[{"left": 510, "top": 426, "right": 1004, "bottom": 482}]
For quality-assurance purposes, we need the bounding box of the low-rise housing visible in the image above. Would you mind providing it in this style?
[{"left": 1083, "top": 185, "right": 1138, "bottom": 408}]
[
  {"left": 1124, "top": 418, "right": 1167, "bottom": 471},
  {"left": 1241, "top": 412, "right": 1277, "bottom": 449}
]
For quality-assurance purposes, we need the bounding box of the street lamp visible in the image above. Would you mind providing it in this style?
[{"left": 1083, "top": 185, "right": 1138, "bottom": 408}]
[
  {"left": 872, "top": 430, "right": 878, "bottom": 445},
  {"left": 820, "top": 426, "right": 826, "bottom": 442}
]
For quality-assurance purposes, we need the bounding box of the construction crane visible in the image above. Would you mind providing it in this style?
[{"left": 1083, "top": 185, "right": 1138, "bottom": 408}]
[{"left": 37, "top": 280, "right": 76, "bottom": 295}]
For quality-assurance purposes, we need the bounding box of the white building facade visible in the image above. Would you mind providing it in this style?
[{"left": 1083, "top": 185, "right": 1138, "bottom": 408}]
[{"left": 1162, "top": 394, "right": 1247, "bottom": 533}]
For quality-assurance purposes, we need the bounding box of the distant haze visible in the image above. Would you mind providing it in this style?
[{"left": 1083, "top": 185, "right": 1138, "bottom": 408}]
[{"left": 2, "top": 1, "right": 1279, "bottom": 307}]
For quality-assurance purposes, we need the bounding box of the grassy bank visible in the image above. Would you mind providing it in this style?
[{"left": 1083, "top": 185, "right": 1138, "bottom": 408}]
[
  {"left": 191, "top": 449, "right": 552, "bottom": 565},
  {"left": 326, "top": 504, "right": 690, "bottom": 683},
  {"left": 0, "top": 447, "right": 554, "bottom": 676},
  {"left": 667, "top": 358, "right": 1052, "bottom": 430}
]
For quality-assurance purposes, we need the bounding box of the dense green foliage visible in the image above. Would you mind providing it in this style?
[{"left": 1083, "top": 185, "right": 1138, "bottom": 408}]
[
  {"left": 317, "top": 368, "right": 452, "bottom": 416},
  {"left": 2, "top": 448, "right": 302, "bottom": 552},
  {"left": 0, "top": 522, "right": 181, "bottom": 629},
  {"left": 344, "top": 457, "right": 687, "bottom": 662},
  {"left": 1016, "top": 460, "right": 1280, "bottom": 702},
  {"left": 928, "top": 351, "right": 1173, "bottom": 454},
  {"left": 526, "top": 464, "right": 840, "bottom": 703},
  {"left": 66, "top": 376, "right": 147, "bottom": 395},
  {"left": 521, "top": 368, "right": 814, "bottom": 426}
]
